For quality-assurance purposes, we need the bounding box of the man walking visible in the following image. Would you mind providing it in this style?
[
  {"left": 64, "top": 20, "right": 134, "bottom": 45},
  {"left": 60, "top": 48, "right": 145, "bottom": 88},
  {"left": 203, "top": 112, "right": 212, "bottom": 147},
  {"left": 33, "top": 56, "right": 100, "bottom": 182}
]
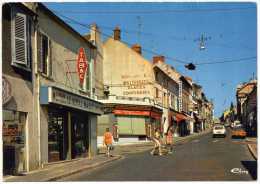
[{"left": 103, "top": 128, "right": 113, "bottom": 157}]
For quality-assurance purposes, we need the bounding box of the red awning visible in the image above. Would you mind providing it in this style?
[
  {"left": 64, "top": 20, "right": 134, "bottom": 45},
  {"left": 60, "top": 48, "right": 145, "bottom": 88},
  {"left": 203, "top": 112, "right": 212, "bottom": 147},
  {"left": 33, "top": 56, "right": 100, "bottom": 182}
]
[
  {"left": 113, "top": 110, "right": 150, "bottom": 116},
  {"left": 175, "top": 113, "right": 187, "bottom": 123}
]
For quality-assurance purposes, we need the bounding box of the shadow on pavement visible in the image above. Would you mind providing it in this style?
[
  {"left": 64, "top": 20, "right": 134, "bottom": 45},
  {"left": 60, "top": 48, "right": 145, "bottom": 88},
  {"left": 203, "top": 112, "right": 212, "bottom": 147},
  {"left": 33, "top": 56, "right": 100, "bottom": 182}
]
[{"left": 241, "top": 161, "right": 257, "bottom": 180}]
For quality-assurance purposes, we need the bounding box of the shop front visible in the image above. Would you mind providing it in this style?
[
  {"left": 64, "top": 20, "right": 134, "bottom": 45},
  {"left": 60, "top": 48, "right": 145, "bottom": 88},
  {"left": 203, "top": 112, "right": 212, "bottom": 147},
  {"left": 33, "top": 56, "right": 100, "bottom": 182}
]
[
  {"left": 173, "top": 112, "right": 189, "bottom": 137},
  {"left": 3, "top": 110, "right": 27, "bottom": 175},
  {"left": 40, "top": 86, "right": 103, "bottom": 163},
  {"left": 2, "top": 75, "right": 34, "bottom": 174},
  {"left": 112, "top": 106, "right": 162, "bottom": 141}
]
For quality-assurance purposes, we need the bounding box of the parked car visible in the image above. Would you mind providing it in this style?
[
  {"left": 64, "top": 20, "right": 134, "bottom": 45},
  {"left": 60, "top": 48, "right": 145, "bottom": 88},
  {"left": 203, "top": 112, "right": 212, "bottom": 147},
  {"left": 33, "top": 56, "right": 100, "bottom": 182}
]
[
  {"left": 233, "top": 120, "right": 242, "bottom": 128},
  {"left": 231, "top": 127, "right": 246, "bottom": 138},
  {"left": 212, "top": 125, "right": 226, "bottom": 138}
]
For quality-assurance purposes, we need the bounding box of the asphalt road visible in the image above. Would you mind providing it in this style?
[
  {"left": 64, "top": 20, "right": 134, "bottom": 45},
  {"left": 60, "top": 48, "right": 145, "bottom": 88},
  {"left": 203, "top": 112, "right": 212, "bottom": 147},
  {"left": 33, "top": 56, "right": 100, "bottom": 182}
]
[{"left": 58, "top": 129, "right": 257, "bottom": 181}]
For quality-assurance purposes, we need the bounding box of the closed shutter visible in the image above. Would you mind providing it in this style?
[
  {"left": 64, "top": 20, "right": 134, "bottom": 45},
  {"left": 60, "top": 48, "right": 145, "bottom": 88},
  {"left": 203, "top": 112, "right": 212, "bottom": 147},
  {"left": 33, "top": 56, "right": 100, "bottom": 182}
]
[
  {"left": 48, "top": 40, "right": 52, "bottom": 77},
  {"left": 117, "top": 116, "right": 132, "bottom": 135},
  {"left": 131, "top": 117, "right": 146, "bottom": 135},
  {"left": 37, "top": 31, "right": 43, "bottom": 72},
  {"left": 12, "top": 12, "right": 27, "bottom": 65}
]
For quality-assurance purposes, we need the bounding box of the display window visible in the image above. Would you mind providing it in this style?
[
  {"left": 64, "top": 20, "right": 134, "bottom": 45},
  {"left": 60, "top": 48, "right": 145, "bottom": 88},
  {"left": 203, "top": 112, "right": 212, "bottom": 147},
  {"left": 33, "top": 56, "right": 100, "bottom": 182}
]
[
  {"left": 48, "top": 110, "right": 68, "bottom": 162},
  {"left": 3, "top": 110, "right": 26, "bottom": 175}
]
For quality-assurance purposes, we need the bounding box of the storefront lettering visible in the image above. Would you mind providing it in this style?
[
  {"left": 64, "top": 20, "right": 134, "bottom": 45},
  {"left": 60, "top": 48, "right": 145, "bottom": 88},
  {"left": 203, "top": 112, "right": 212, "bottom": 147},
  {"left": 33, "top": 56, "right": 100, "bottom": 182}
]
[
  {"left": 123, "top": 80, "right": 148, "bottom": 89},
  {"left": 123, "top": 90, "right": 150, "bottom": 95},
  {"left": 3, "top": 127, "right": 19, "bottom": 136},
  {"left": 51, "top": 87, "right": 102, "bottom": 113}
]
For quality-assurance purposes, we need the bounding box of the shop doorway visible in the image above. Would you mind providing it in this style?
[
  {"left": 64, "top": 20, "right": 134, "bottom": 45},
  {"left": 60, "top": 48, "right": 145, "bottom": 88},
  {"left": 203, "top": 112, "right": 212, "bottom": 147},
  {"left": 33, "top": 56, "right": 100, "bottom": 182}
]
[
  {"left": 48, "top": 110, "right": 68, "bottom": 162},
  {"left": 71, "top": 113, "right": 89, "bottom": 159}
]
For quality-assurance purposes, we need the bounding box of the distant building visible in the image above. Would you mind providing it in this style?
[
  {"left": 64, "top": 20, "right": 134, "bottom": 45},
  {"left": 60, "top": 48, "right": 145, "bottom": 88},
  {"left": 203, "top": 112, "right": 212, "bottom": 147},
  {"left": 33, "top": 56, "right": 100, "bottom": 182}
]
[{"left": 236, "top": 79, "right": 257, "bottom": 127}]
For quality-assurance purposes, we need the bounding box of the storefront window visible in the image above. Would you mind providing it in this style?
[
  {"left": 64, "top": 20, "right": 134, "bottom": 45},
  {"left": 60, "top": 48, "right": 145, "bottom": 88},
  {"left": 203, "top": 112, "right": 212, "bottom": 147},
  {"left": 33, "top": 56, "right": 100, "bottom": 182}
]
[
  {"left": 48, "top": 110, "right": 68, "bottom": 162},
  {"left": 3, "top": 110, "right": 26, "bottom": 175}
]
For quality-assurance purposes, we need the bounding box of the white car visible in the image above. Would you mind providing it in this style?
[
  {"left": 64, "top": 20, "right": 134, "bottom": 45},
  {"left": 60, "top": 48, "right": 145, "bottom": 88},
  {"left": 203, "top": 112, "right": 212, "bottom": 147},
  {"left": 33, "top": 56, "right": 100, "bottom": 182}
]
[
  {"left": 212, "top": 125, "right": 226, "bottom": 138},
  {"left": 233, "top": 120, "right": 242, "bottom": 128}
]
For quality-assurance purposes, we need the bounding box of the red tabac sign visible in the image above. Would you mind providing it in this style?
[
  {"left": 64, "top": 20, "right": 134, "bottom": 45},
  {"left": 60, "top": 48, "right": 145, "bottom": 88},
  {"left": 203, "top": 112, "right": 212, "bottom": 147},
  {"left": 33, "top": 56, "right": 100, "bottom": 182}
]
[{"left": 77, "top": 47, "right": 88, "bottom": 85}]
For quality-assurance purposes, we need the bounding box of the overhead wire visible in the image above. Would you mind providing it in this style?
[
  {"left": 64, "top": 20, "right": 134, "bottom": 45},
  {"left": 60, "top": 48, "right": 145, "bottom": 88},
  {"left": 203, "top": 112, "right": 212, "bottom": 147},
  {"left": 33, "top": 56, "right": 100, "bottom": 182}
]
[{"left": 52, "top": 10, "right": 257, "bottom": 67}]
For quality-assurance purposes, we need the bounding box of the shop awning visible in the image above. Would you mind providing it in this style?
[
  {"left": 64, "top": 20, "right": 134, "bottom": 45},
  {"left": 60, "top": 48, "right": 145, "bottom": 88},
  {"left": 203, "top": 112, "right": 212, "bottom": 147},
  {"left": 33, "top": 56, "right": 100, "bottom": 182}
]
[{"left": 175, "top": 113, "right": 187, "bottom": 123}]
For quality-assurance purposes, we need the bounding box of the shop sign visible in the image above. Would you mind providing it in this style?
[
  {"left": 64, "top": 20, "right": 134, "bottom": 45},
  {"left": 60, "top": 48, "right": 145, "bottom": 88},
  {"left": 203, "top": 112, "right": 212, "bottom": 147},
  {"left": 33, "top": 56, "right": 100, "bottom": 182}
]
[
  {"left": 41, "top": 86, "right": 103, "bottom": 114},
  {"left": 77, "top": 47, "right": 88, "bottom": 85},
  {"left": 2, "top": 76, "right": 12, "bottom": 105},
  {"left": 150, "top": 111, "right": 162, "bottom": 120},
  {"left": 113, "top": 109, "right": 150, "bottom": 116}
]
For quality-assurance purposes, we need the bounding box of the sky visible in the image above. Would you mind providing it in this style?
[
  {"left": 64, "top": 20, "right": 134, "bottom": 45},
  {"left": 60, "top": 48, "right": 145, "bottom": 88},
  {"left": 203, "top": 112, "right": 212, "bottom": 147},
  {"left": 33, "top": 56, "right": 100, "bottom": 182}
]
[{"left": 44, "top": 2, "right": 257, "bottom": 118}]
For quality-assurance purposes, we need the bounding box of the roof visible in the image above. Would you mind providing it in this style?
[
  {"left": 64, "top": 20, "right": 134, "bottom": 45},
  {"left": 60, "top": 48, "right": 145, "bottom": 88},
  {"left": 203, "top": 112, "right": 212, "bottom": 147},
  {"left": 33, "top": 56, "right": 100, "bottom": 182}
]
[
  {"left": 180, "top": 76, "right": 192, "bottom": 87},
  {"left": 38, "top": 3, "right": 96, "bottom": 49}
]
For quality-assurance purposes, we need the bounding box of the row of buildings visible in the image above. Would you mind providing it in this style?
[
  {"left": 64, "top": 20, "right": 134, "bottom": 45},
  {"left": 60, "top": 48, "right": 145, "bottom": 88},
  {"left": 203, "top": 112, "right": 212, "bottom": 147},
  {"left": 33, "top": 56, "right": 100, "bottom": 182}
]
[
  {"left": 2, "top": 3, "right": 214, "bottom": 175},
  {"left": 236, "top": 79, "right": 257, "bottom": 137}
]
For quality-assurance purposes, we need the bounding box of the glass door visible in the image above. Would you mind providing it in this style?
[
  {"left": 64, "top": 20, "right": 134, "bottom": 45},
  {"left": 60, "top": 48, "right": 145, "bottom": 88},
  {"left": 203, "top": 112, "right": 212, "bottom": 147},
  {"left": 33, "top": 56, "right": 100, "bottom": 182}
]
[
  {"left": 71, "top": 113, "right": 88, "bottom": 159},
  {"left": 48, "top": 109, "right": 68, "bottom": 162}
]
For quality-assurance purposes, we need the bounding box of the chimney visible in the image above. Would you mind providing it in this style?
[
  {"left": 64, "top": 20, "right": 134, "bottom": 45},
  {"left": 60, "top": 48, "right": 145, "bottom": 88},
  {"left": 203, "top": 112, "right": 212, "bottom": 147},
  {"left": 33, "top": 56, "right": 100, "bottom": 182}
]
[
  {"left": 131, "top": 44, "right": 142, "bottom": 55},
  {"left": 153, "top": 55, "right": 165, "bottom": 64},
  {"left": 113, "top": 26, "right": 121, "bottom": 40}
]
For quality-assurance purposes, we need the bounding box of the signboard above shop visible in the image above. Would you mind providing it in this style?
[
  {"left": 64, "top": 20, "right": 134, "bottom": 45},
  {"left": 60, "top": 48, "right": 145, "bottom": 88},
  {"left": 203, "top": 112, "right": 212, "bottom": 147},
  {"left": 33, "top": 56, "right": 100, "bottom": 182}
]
[
  {"left": 77, "top": 47, "right": 88, "bottom": 85},
  {"left": 40, "top": 86, "right": 103, "bottom": 115}
]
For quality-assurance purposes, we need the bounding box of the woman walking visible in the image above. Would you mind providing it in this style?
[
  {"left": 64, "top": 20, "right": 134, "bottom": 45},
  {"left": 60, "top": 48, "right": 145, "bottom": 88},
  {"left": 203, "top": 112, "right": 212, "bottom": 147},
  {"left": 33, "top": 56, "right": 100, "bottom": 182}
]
[{"left": 166, "top": 126, "right": 174, "bottom": 153}]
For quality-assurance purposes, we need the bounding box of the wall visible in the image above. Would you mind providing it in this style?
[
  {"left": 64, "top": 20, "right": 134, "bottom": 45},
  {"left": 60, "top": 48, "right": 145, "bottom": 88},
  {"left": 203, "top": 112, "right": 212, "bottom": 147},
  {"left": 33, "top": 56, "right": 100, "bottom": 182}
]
[
  {"left": 37, "top": 8, "right": 94, "bottom": 95},
  {"left": 103, "top": 38, "right": 154, "bottom": 99},
  {"left": 88, "top": 24, "right": 104, "bottom": 99},
  {"left": 2, "top": 4, "right": 39, "bottom": 171}
]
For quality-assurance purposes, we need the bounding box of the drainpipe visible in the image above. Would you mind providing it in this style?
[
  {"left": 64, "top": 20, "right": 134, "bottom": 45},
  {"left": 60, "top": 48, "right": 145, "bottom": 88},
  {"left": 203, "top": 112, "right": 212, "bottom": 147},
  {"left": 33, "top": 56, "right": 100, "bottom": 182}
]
[{"left": 35, "top": 21, "right": 42, "bottom": 168}]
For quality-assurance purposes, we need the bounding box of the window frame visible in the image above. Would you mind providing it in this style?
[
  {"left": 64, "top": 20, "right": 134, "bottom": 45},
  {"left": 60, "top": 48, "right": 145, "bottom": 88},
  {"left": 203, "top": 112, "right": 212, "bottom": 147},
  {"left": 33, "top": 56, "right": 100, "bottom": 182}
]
[
  {"left": 38, "top": 31, "right": 52, "bottom": 78},
  {"left": 11, "top": 7, "right": 32, "bottom": 71}
]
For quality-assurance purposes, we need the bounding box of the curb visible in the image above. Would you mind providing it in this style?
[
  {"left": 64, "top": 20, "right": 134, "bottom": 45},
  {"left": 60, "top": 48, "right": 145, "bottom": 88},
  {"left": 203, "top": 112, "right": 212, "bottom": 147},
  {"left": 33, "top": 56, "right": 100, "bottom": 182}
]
[
  {"left": 247, "top": 144, "right": 257, "bottom": 160},
  {"left": 46, "top": 155, "right": 123, "bottom": 181}
]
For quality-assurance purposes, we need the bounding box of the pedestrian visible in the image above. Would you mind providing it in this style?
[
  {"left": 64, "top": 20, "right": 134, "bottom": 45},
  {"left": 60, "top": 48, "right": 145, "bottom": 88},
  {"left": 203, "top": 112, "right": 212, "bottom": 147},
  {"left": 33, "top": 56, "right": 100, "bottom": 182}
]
[
  {"left": 103, "top": 128, "right": 113, "bottom": 157},
  {"left": 166, "top": 126, "right": 174, "bottom": 153},
  {"left": 150, "top": 128, "right": 163, "bottom": 156}
]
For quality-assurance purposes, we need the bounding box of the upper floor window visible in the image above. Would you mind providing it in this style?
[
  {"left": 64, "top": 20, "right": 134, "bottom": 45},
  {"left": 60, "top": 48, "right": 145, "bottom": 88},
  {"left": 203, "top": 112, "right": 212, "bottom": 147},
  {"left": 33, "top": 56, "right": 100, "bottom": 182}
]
[
  {"left": 38, "top": 32, "right": 52, "bottom": 77},
  {"left": 11, "top": 9, "right": 32, "bottom": 71}
]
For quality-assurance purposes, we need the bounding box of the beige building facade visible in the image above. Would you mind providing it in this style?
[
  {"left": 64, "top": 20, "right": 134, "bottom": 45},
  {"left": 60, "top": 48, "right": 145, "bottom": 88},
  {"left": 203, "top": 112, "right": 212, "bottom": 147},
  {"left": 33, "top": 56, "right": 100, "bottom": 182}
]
[
  {"left": 98, "top": 27, "right": 163, "bottom": 144},
  {"left": 2, "top": 3, "right": 103, "bottom": 174}
]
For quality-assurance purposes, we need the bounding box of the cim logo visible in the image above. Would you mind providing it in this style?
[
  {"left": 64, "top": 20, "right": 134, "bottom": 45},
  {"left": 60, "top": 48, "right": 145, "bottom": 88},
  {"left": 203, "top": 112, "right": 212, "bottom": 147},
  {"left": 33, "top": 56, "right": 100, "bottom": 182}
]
[{"left": 230, "top": 168, "right": 249, "bottom": 175}]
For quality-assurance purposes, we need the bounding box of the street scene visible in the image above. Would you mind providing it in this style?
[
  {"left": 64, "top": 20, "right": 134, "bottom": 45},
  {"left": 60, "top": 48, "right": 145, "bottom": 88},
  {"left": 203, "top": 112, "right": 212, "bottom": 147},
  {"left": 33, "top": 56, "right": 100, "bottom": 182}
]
[{"left": 1, "top": 1, "right": 257, "bottom": 182}]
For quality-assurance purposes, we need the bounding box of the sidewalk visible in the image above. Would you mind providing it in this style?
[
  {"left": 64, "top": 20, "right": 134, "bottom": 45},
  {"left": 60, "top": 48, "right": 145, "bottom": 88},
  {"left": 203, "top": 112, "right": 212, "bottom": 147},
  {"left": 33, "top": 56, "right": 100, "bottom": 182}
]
[
  {"left": 3, "top": 154, "right": 122, "bottom": 182},
  {"left": 3, "top": 129, "right": 210, "bottom": 182},
  {"left": 246, "top": 137, "right": 257, "bottom": 160}
]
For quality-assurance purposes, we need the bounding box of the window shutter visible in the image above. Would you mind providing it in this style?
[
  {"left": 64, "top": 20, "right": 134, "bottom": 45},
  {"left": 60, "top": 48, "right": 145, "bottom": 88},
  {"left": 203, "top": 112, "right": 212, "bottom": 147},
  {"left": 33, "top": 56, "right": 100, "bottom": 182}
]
[
  {"left": 48, "top": 39, "right": 52, "bottom": 77},
  {"left": 37, "top": 32, "right": 43, "bottom": 72},
  {"left": 13, "top": 13, "right": 27, "bottom": 65}
]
